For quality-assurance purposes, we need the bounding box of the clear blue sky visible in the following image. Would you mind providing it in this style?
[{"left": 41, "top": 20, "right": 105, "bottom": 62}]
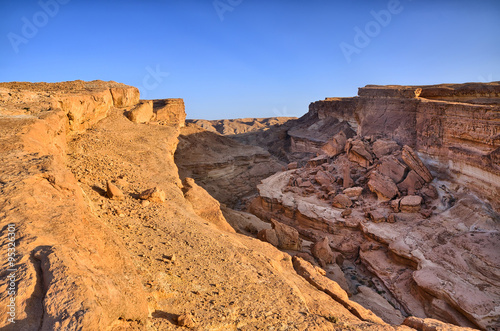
[{"left": 1, "top": 0, "right": 499, "bottom": 119}]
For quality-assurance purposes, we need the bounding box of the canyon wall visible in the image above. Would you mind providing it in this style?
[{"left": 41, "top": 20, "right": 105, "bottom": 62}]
[{"left": 307, "top": 82, "right": 500, "bottom": 207}]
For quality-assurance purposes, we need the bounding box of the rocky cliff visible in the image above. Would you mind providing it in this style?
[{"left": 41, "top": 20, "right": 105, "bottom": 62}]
[
  {"left": 0, "top": 81, "right": 438, "bottom": 330},
  {"left": 306, "top": 82, "right": 500, "bottom": 207},
  {"left": 248, "top": 82, "right": 500, "bottom": 330}
]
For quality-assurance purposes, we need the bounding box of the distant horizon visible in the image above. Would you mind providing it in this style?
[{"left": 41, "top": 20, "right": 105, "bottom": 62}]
[{"left": 1, "top": 0, "right": 499, "bottom": 119}]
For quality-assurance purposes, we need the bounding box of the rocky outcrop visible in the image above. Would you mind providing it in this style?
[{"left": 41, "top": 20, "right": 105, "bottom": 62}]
[
  {"left": 307, "top": 82, "right": 500, "bottom": 207},
  {"left": 154, "top": 98, "right": 186, "bottom": 126},
  {"left": 0, "top": 81, "right": 148, "bottom": 330},
  {"left": 251, "top": 134, "right": 499, "bottom": 330},
  {"left": 127, "top": 99, "right": 154, "bottom": 123},
  {"left": 0, "top": 80, "right": 139, "bottom": 133},
  {"left": 182, "top": 177, "right": 235, "bottom": 232}
]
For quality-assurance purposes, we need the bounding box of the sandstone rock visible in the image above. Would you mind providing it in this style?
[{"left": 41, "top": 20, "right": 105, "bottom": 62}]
[
  {"left": 421, "top": 184, "right": 439, "bottom": 201},
  {"left": 341, "top": 209, "right": 353, "bottom": 218},
  {"left": 372, "top": 139, "right": 400, "bottom": 159},
  {"left": 257, "top": 228, "right": 279, "bottom": 247},
  {"left": 292, "top": 257, "right": 386, "bottom": 325},
  {"left": 153, "top": 98, "right": 186, "bottom": 127},
  {"left": 314, "top": 170, "right": 333, "bottom": 187},
  {"left": 110, "top": 86, "right": 140, "bottom": 107},
  {"left": 139, "top": 187, "right": 166, "bottom": 203},
  {"left": 401, "top": 145, "right": 433, "bottom": 183},
  {"left": 403, "top": 316, "right": 477, "bottom": 331},
  {"left": 307, "top": 155, "right": 328, "bottom": 167},
  {"left": 177, "top": 313, "right": 196, "bottom": 328},
  {"left": 106, "top": 180, "right": 124, "bottom": 200},
  {"left": 287, "top": 162, "right": 298, "bottom": 170},
  {"left": 352, "top": 286, "right": 404, "bottom": 325},
  {"left": 368, "top": 171, "right": 399, "bottom": 201},
  {"left": 325, "top": 264, "right": 351, "bottom": 295},
  {"left": 378, "top": 156, "right": 407, "bottom": 183},
  {"left": 332, "top": 194, "right": 353, "bottom": 209},
  {"left": 347, "top": 139, "right": 373, "bottom": 168},
  {"left": 127, "top": 100, "right": 154, "bottom": 124},
  {"left": 400, "top": 195, "right": 423, "bottom": 213},
  {"left": 367, "top": 210, "right": 386, "bottom": 223},
  {"left": 311, "top": 237, "right": 334, "bottom": 266},
  {"left": 342, "top": 163, "right": 354, "bottom": 189},
  {"left": 299, "top": 180, "right": 313, "bottom": 188},
  {"left": 182, "top": 178, "right": 235, "bottom": 233},
  {"left": 390, "top": 198, "right": 402, "bottom": 212},
  {"left": 271, "top": 219, "right": 302, "bottom": 250},
  {"left": 321, "top": 131, "right": 348, "bottom": 157},
  {"left": 398, "top": 170, "right": 425, "bottom": 195},
  {"left": 343, "top": 186, "right": 363, "bottom": 199},
  {"left": 295, "top": 252, "right": 317, "bottom": 266}
]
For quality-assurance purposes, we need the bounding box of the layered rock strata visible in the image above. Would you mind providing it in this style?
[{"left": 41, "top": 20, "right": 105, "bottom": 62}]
[
  {"left": 250, "top": 135, "right": 499, "bottom": 330},
  {"left": 305, "top": 82, "right": 500, "bottom": 207}
]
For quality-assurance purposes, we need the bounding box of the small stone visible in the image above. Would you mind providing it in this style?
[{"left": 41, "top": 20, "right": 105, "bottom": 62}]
[
  {"left": 341, "top": 209, "right": 352, "bottom": 218},
  {"left": 287, "top": 162, "right": 298, "bottom": 170},
  {"left": 332, "top": 194, "right": 353, "bottom": 209},
  {"left": 367, "top": 210, "right": 386, "bottom": 223},
  {"left": 343, "top": 187, "right": 363, "bottom": 199},
  {"left": 141, "top": 200, "right": 150, "bottom": 207},
  {"left": 106, "top": 180, "right": 124, "bottom": 201},
  {"left": 400, "top": 195, "right": 423, "bottom": 213},
  {"left": 177, "top": 313, "right": 196, "bottom": 328}
]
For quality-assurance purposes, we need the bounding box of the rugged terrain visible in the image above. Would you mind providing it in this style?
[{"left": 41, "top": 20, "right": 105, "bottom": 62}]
[{"left": 0, "top": 80, "right": 497, "bottom": 331}]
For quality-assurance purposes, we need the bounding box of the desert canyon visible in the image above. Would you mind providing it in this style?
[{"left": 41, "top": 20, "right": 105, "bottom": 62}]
[{"left": 0, "top": 80, "right": 499, "bottom": 331}]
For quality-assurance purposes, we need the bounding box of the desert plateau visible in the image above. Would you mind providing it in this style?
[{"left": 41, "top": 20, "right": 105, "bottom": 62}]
[{"left": 0, "top": 80, "right": 498, "bottom": 331}]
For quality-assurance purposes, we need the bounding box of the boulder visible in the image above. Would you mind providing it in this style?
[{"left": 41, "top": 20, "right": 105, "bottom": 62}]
[
  {"left": 347, "top": 139, "right": 373, "bottom": 168},
  {"left": 153, "top": 98, "right": 186, "bottom": 127},
  {"left": 287, "top": 162, "right": 298, "bottom": 170},
  {"left": 139, "top": 186, "right": 166, "bottom": 203},
  {"left": 271, "top": 219, "right": 302, "bottom": 250},
  {"left": 332, "top": 194, "right": 353, "bottom": 209},
  {"left": 378, "top": 156, "right": 407, "bottom": 183},
  {"left": 307, "top": 155, "right": 328, "bottom": 167},
  {"left": 400, "top": 195, "right": 423, "bottom": 213},
  {"left": 367, "top": 210, "right": 386, "bottom": 223},
  {"left": 372, "top": 139, "right": 400, "bottom": 159},
  {"left": 342, "top": 163, "right": 354, "bottom": 189},
  {"left": 314, "top": 170, "right": 333, "bottom": 187},
  {"left": 257, "top": 228, "right": 279, "bottom": 247},
  {"left": 106, "top": 180, "right": 124, "bottom": 201},
  {"left": 343, "top": 186, "right": 363, "bottom": 199},
  {"left": 311, "top": 237, "right": 335, "bottom": 266},
  {"left": 401, "top": 145, "right": 433, "bottom": 183},
  {"left": 127, "top": 100, "right": 154, "bottom": 124},
  {"left": 367, "top": 171, "right": 399, "bottom": 201},
  {"left": 397, "top": 170, "right": 425, "bottom": 195},
  {"left": 321, "top": 131, "right": 348, "bottom": 157}
]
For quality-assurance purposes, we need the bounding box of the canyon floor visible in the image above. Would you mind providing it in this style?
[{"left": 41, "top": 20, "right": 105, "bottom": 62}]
[{"left": 0, "top": 81, "right": 498, "bottom": 331}]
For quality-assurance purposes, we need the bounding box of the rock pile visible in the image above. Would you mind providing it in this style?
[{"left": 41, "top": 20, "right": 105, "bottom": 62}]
[{"left": 283, "top": 136, "right": 436, "bottom": 222}]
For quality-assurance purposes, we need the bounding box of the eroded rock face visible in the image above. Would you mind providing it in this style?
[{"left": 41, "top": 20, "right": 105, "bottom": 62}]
[
  {"left": 308, "top": 82, "right": 500, "bottom": 207},
  {"left": 1, "top": 81, "right": 405, "bottom": 331},
  {"left": 252, "top": 133, "right": 499, "bottom": 330}
]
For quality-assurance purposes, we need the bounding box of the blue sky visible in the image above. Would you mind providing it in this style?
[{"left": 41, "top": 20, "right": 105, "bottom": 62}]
[{"left": 1, "top": 0, "right": 499, "bottom": 119}]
